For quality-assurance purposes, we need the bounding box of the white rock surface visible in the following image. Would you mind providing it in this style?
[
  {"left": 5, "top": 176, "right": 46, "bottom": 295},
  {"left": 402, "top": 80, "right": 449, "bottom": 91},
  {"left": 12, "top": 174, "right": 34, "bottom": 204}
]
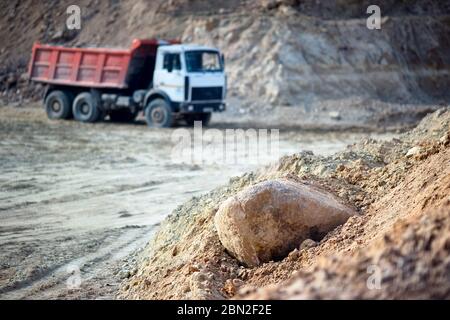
[{"left": 214, "top": 179, "right": 356, "bottom": 267}]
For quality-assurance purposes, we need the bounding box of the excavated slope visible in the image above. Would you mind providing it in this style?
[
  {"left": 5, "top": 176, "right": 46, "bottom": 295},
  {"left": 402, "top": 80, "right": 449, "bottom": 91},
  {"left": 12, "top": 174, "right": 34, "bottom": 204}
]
[
  {"left": 1, "top": 0, "right": 449, "bottom": 110},
  {"left": 120, "top": 107, "right": 450, "bottom": 299}
]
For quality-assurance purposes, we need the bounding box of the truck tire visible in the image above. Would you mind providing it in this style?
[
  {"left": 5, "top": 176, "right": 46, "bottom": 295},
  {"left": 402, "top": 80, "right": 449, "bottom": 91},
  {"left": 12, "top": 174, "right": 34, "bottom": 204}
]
[
  {"left": 45, "top": 90, "right": 73, "bottom": 120},
  {"left": 145, "top": 99, "right": 174, "bottom": 128},
  {"left": 185, "top": 112, "right": 212, "bottom": 127},
  {"left": 109, "top": 109, "right": 138, "bottom": 123},
  {"left": 73, "top": 92, "right": 101, "bottom": 123}
]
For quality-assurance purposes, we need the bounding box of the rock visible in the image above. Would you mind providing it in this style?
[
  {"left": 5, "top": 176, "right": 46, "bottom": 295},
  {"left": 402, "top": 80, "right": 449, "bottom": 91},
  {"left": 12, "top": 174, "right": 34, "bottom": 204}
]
[
  {"left": 51, "top": 30, "right": 64, "bottom": 41},
  {"left": 299, "top": 239, "right": 317, "bottom": 250},
  {"left": 118, "top": 269, "right": 131, "bottom": 279},
  {"left": 406, "top": 146, "right": 422, "bottom": 158},
  {"left": 439, "top": 133, "right": 449, "bottom": 146},
  {"left": 261, "top": 0, "right": 299, "bottom": 10},
  {"left": 6, "top": 73, "right": 18, "bottom": 86},
  {"left": 224, "top": 278, "right": 244, "bottom": 296},
  {"left": 51, "top": 28, "right": 78, "bottom": 42},
  {"left": 329, "top": 111, "right": 341, "bottom": 120},
  {"left": 279, "top": 4, "right": 297, "bottom": 16},
  {"left": 261, "top": 0, "right": 279, "bottom": 10},
  {"left": 189, "top": 271, "right": 223, "bottom": 299},
  {"left": 18, "top": 72, "right": 29, "bottom": 83},
  {"left": 188, "top": 264, "right": 200, "bottom": 274},
  {"left": 214, "top": 179, "right": 356, "bottom": 267},
  {"left": 288, "top": 248, "right": 300, "bottom": 259},
  {"left": 237, "top": 268, "right": 249, "bottom": 279},
  {"left": 435, "top": 108, "right": 446, "bottom": 117},
  {"left": 232, "top": 278, "right": 244, "bottom": 287}
]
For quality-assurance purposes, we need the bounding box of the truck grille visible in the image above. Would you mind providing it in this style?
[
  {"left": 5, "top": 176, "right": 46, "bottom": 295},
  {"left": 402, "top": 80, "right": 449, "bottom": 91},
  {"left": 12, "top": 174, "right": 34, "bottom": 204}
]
[{"left": 191, "top": 87, "right": 222, "bottom": 101}]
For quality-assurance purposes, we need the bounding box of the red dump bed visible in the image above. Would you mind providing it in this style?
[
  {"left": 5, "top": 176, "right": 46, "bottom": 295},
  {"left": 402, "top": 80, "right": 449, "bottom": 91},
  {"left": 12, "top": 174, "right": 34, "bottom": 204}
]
[{"left": 28, "top": 39, "right": 170, "bottom": 89}]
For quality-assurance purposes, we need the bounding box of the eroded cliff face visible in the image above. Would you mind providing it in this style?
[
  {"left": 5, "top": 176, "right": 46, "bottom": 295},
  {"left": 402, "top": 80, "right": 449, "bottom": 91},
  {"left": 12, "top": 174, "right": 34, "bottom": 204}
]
[
  {"left": 1, "top": 0, "right": 449, "bottom": 108},
  {"left": 182, "top": 12, "right": 450, "bottom": 106}
]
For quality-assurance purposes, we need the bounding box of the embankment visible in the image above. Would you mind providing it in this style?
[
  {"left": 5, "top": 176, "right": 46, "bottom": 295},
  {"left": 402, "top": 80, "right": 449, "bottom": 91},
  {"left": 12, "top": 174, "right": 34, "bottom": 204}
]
[{"left": 119, "top": 107, "right": 450, "bottom": 299}]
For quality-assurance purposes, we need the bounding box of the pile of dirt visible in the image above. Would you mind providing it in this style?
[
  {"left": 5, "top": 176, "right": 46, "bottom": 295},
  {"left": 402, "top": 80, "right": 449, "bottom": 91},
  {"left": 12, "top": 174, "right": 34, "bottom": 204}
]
[
  {"left": 242, "top": 205, "right": 450, "bottom": 299},
  {"left": 119, "top": 107, "right": 449, "bottom": 299},
  {"left": 1, "top": 1, "right": 449, "bottom": 127}
]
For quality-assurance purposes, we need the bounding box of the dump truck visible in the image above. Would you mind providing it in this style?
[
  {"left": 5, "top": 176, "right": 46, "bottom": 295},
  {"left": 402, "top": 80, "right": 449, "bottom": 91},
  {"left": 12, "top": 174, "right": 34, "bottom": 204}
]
[{"left": 28, "top": 39, "right": 227, "bottom": 127}]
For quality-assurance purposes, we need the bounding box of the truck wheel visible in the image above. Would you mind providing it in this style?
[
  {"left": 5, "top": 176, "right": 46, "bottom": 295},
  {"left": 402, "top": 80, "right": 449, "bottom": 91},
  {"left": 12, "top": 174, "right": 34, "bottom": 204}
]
[
  {"left": 73, "top": 92, "right": 101, "bottom": 123},
  {"left": 185, "top": 112, "right": 212, "bottom": 127},
  {"left": 45, "top": 90, "right": 72, "bottom": 120},
  {"left": 109, "top": 109, "right": 138, "bottom": 123},
  {"left": 145, "top": 99, "right": 174, "bottom": 128}
]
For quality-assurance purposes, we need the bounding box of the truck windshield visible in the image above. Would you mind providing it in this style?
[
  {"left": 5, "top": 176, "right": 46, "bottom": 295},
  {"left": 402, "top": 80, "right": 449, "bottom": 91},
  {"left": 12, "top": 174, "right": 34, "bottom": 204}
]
[{"left": 185, "top": 51, "right": 222, "bottom": 72}]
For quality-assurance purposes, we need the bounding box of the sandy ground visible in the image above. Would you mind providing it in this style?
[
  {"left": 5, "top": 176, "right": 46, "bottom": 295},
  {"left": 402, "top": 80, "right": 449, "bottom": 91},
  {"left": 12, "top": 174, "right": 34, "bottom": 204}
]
[{"left": 0, "top": 104, "right": 396, "bottom": 299}]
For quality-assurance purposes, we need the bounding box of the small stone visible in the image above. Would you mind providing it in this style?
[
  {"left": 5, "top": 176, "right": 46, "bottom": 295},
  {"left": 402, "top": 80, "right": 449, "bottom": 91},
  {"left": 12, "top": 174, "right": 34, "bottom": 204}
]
[
  {"left": 188, "top": 264, "right": 200, "bottom": 274},
  {"left": 224, "top": 278, "right": 245, "bottom": 296},
  {"left": 439, "top": 134, "right": 449, "bottom": 146},
  {"left": 118, "top": 270, "right": 131, "bottom": 279},
  {"left": 288, "top": 248, "right": 300, "bottom": 259},
  {"left": 406, "top": 146, "right": 422, "bottom": 158},
  {"left": 329, "top": 111, "right": 341, "bottom": 120},
  {"left": 51, "top": 30, "right": 64, "bottom": 41},
  {"left": 183, "top": 284, "right": 191, "bottom": 293},
  {"left": 299, "top": 239, "right": 318, "bottom": 250},
  {"left": 232, "top": 278, "right": 244, "bottom": 287},
  {"left": 435, "top": 108, "right": 446, "bottom": 117},
  {"left": 237, "top": 268, "right": 248, "bottom": 279},
  {"left": 261, "top": 0, "right": 279, "bottom": 10}
]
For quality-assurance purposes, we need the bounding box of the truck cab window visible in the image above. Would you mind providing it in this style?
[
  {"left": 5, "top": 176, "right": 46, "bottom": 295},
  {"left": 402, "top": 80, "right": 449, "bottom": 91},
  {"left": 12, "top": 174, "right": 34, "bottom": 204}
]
[
  {"left": 185, "top": 51, "right": 222, "bottom": 72},
  {"left": 163, "top": 53, "right": 181, "bottom": 72}
]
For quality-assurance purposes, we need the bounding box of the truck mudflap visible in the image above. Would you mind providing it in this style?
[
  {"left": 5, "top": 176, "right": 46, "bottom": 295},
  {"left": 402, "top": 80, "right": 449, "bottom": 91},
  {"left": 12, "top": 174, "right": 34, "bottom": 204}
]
[{"left": 177, "top": 101, "right": 226, "bottom": 114}]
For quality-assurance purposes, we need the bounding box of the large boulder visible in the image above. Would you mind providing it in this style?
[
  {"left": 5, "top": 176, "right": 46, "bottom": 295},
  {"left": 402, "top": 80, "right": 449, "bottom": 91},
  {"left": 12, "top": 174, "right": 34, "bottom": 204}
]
[{"left": 214, "top": 179, "right": 356, "bottom": 267}]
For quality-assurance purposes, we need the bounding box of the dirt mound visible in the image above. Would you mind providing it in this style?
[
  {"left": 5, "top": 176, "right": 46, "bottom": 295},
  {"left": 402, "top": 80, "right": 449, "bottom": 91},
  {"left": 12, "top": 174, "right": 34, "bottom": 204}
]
[
  {"left": 119, "top": 107, "right": 449, "bottom": 299},
  {"left": 243, "top": 205, "right": 450, "bottom": 299}
]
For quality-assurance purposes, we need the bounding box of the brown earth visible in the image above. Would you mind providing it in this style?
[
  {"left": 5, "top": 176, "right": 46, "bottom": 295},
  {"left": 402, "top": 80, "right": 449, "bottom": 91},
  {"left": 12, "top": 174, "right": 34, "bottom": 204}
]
[
  {"left": 1, "top": 1, "right": 450, "bottom": 300},
  {"left": 119, "top": 107, "right": 450, "bottom": 300},
  {"left": 1, "top": 104, "right": 388, "bottom": 299}
]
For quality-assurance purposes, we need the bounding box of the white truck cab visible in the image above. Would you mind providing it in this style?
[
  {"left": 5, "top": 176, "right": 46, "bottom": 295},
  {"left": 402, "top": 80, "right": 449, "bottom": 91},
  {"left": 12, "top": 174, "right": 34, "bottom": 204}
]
[{"left": 145, "top": 44, "right": 226, "bottom": 127}]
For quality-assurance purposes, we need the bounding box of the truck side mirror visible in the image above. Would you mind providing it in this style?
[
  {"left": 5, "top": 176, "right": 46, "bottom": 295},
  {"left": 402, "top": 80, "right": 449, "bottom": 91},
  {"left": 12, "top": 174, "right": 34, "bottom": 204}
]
[{"left": 221, "top": 54, "right": 225, "bottom": 68}]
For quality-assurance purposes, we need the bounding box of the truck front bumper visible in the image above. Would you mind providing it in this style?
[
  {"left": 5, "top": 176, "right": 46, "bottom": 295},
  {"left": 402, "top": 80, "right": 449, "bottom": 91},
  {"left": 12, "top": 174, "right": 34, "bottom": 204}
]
[{"left": 176, "top": 101, "right": 226, "bottom": 113}]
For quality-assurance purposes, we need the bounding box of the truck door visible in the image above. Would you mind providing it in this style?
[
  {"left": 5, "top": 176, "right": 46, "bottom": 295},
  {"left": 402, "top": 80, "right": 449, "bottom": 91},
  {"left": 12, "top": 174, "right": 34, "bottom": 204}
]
[{"left": 154, "top": 52, "right": 184, "bottom": 103}]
